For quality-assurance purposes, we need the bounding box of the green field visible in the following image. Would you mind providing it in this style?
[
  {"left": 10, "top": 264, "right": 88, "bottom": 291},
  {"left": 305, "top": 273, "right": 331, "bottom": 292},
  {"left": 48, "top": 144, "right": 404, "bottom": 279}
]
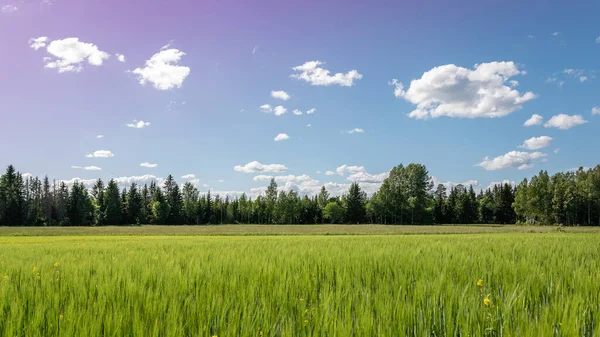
[{"left": 1, "top": 228, "right": 599, "bottom": 336}]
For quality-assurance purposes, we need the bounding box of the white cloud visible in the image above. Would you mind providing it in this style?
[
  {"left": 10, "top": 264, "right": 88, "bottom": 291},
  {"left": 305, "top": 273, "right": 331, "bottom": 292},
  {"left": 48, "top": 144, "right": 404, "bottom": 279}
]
[
  {"left": 392, "top": 62, "right": 536, "bottom": 119},
  {"left": 518, "top": 164, "right": 535, "bottom": 170},
  {"left": 292, "top": 109, "right": 303, "bottom": 116},
  {"left": 293, "top": 108, "right": 316, "bottom": 116},
  {"left": 291, "top": 61, "right": 363, "bottom": 87},
  {"left": 22, "top": 173, "right": 33, "bottom": 179},
  {"left": 336, "top": 165, "right": 366, "bottom": 176},
  {"left": 252, "top": 46, "right": 258, "bottom": 55},
  {"left": 592, "top": 107, "right": 600, "bottom": 115},
  {"left": 566, "top": 166, "right": 592, "bottom": 172},
  {"left": 274, "top": 133, "right": 290, "bottom": 141},
  {"left": 1, "top": 4, "right": 17, "bottom": 12},
  {"left": 347, "top": 171, "right": 389, "bottom": 183},
  {"left": 116, "top": 53, "right": 126, "bottom": 62},
  {"left": 273, "top": 106, "right": 287, "bottom": 116},
  {"left": 127, "top": 120, "right": 151, "bottom": 128},
  {"left": 140, "top": 162, "right": 157, "bottom": 168},
  {"left": 552, "top": 32, "right": 560, "bottom": 36},
  {"left": 40, "top": 37, "right": 110, "bottom": 73},
  {"left": 476, "top": 151, "right": 547, "bottom": 171},
  {"left": 519, "top": 136, "right": 553, "bottom": 150},
  {"left": 71, "top": 166, "right": 102, "bottom": 171},
  {"left": 260, "top": 104, "right": 272, "bottom": 113},
  {"left": 28, "top": 36, "right": 48, "bottom": 50},
  {"left": 131, "top": 48, "right": 190, "bottom": 90},
  {"left": 60, "top": 177, "right": 97, "bottom": 188},
  {"left": 96, "top": 135, "right": 104, "bottom": 139},
  {"left": 523, "top": 114, "right": 543, "bottom": 127},
  {"left": 580, "top": 76, "right": 588, "bottom": 82},
  {"left": 544, "top": 114, "right": 587, "bottom": 129},
  {"left": 254, "top": 174, "right": 319, "bottom": 186},
  {"left": 85, "top": 150, "right": 114, "bottom": 158},
  {"left": 306, "top": 108, "right": 316, "bottom": 114},
  {"left": 431, "top": 176, "right": 480, "bottom": 190},
  {"left": 271, "top": 90, "right": 291, "bottom": 101},
  {"left": 509, "top": 80, "right": 519, "bottom": 87},
  {"left": 306, "top": 124, "right": 312, "bottom": 127},
  {"left": 234, "top": 161, "right": 288, "bottom": 173},
  {"left": 114, "top": 175, "right": 163, "bottom": 189},
  {"left": 554, "top": 148, "right": 560, "bottom": 154},
  {"left": 487, "top": 180, "right": 516, "bottom": 190},
  {"left": 181, "top": 174, "right": 196, "bottom": 179},
  {"left": 346, "top": 128, "right": 365, "bottom": 134},
  {"left": 325, "top": 171, "right": 335, "bottom": 176}
]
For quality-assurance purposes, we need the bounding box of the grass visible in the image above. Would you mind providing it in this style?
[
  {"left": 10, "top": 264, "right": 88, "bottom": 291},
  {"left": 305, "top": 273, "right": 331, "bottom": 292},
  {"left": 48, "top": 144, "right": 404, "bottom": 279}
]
[
  {"left": 1, "top": 224, "right": 600, "bottom": 236},
  {"left": 1, "top": 232, "right": 599, "bottom": 336}
]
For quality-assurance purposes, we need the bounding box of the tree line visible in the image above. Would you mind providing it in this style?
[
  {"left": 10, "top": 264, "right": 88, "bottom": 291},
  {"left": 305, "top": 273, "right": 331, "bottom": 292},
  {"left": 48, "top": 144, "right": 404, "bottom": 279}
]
[{"left": 0, "top": 164, "right": 599, "bottom": 226}]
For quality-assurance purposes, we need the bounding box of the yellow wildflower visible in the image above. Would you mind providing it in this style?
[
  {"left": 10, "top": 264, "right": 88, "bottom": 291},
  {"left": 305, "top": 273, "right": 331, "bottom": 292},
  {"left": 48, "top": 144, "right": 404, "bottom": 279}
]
[
  {"left": 33, "top": 266, "right": 37, "bottom": 273},
  {"left": 299, "top": 298, "right": 304, "bottom": 302},
  {"left": 54, "top": 262, "right": 60, "bottom": 268},
  {"left": 483, "top": 297, "right": 492, "bottom": 307},
  {"left": 59, "top": 313, "right": 64, "bottom": 320},
  {"left": 477, "top": 279, "right": 484, "bottom": 288},
  {"left": 3, "top": 275, "right": 8, "bottom": 281},
  {"left": 303, "top": 319, "right": 308, "bottom": 326}
]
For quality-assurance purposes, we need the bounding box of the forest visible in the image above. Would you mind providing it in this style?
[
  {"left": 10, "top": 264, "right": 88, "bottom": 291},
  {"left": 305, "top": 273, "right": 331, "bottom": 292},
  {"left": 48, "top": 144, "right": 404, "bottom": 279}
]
[{"left": 0, "top": 163, "right": 599, "bottom": 226}]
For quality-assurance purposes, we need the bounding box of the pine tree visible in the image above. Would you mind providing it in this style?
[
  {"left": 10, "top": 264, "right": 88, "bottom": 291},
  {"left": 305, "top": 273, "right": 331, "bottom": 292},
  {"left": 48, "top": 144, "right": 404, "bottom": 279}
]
[
  {"left": 344, "top": 182, "right": 366, "bottom": 224},
  {"left": 125, "top": 183, "right": 142, "bottom": 225},
  {"left": 105, "top": 179, "right": 122, "bottom": 226}
]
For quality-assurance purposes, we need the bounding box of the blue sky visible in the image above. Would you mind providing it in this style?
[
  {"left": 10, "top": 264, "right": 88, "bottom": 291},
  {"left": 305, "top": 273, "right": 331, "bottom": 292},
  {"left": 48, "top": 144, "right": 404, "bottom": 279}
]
[{"left": 0, "top": 0, "right": 599, "bottom": 197}]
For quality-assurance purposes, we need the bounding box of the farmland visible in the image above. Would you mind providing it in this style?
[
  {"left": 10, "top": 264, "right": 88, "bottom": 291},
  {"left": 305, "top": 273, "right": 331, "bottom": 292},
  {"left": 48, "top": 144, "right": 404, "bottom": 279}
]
[{"left": 1, "top": 229, "right": 599, "bottom": 336}]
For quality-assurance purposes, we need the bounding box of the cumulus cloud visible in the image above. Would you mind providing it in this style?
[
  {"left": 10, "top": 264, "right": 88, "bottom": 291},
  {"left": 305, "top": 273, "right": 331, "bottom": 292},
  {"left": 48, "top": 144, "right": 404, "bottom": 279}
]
[
  {"left": 71, "top": 166, "right": 102, "bottom": 171},
  {"left": 131, "top": 48, "right": 190, "bottom": 90},
  {"left": 392, "top": 61, "right": 536, "bottom": 119},
  {"left": 306, "top": 108, "right": 316, "bottom": 114},
  {"left": 580, "top": 76, "right": 588, "bottom": 83},
  {"left": 292, "top": 109, "right": 303, "bottom": 116},
  {"left": 336, "top": 165, "right": 366, "bottom": 176},
  {"left": 290, "top": 61, "right": 363, "bottom": 87},
  {"left": 85, "top": 150, "right": 114, "bottom": 158},
  {"left": 431, "top": 176, "right": 480, "bottom": 190},
  {"left": 592, "top": 107, "right": 600, "bottom": 115},
  {"left": 325, "top": 171, "right": 335, "bottom": 176},
  {"left": 523, "top": 114, "right": 543, "bottom": 127},
  {"left": 181, "top": 174, "right": 196, "bottom": 179},
  {"left": 28, "top": 36, "right": 48, "bottom": 50},
  {"left": 476, "top": 151, "right": 547, "bottom": 171},
  {"left": 487, "top": 180, "right": 516, "bottom": 190},
  {"left": 260, "top": 104, "right": 272, "bottom": 113},
  {"left": 34, "top": 37, "right": 110, "bottom": 73},
  {"left": 60, "top": 177, "right": 97, "bottom": 188},
  {"left": 544, "top": 114, "right": 587, "bottom": 129},
  {"left": 234, "top": 161, "right": 287, "bottom": 173},
  {"left": 273, "top": 106, "right": 287, "bottom": 116},
  {"left": 254, "top": 174, "right": 319, "bottom": 185},
  {"left": 116, "top": 53, "right": 126, "bottom": 62},
  {"left": 274, "top": 133, "right": 290, "bottom": 141},
  {"left": 140, "top": 162, "right": 157, "bottom": 168},
  {"left": 519, "top": 136, "right": 553, "bottom": 150},
  {"left": 1, "top": 4, "right": 17, "bottom": 12},
  {"left": 114, "top": 175, "right": 163, "bottom": 188},
  {"left": 127, "top": 120, "right": 150, "bottom": 128},
  {"left": 345, "top": 128, "right": 365, "bottom": 134},
  {"left": 346, "top": 171, "right": 389, "bottom": 183},
  {"left": 271, "top": 90, "right": 291, "bottom": 101}
]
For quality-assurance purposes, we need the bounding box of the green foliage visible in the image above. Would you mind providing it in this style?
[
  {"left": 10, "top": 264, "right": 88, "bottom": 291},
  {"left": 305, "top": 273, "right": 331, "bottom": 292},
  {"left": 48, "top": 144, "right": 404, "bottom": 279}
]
[{"left": 323, "top": 201, "right": 344, "bottom": 224}]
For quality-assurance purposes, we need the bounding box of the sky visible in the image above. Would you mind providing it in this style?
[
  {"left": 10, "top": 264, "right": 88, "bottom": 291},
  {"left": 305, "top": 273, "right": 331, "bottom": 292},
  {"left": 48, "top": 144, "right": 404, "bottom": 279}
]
[{"left": 1, "top": 0, "right": 599, "bottom": 197}]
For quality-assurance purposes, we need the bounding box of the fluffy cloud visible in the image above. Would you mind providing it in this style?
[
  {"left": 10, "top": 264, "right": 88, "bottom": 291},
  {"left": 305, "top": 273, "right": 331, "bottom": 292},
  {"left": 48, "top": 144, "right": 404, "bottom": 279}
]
[
  {"left": 115, "top": 54, "right": 126, "bottom": 62},
  {"left": 476, "top": 151, "right": 547, "bottom": 171},
  {"left": 292, "top": 108, "right": 316, "bottom": 116},
  {"left": 487, "top": 180, "right": 516, "bottom": 190},
  {"left": 592, "top": 107, "right": 600, "bottom": 115},
  {"left": 140, "top": 162, "right": 157, "bottom": 168},
  {"left": 306, "top": 108, "right": 316, "bottom": 114},
  {"left": 431, "top": 176, "right": 480, "bottom": 189},
  {"left": 234, "top": 161, "right": 288, "bottom": 173},
  {"left": 519, "top": 136, "right": 553, "bottom": 150},
  {"left": 260, "top": 104, "right": 272, "bottom": 113},
  {"left": 392, "top": 62, "right": 536, "bottom": 119},
  {"left": 544, "top": 114, "right": 587, "bottom": 129},
  {"left": 347, "top": 171, "right": 389, "bottom": 183},
  {"left": 346, "top": 128, "right": 365, "bottom": 134},
  {"left": 33, "top": 37, "right": 110, "bottom": 73},
  {"left": 131, "top": 48, "right": 190, "bottom": 90},
  {"left": 523, "top": 114, "right": 543, "bottom": 127},
  {"left": 71, "top": 165, "right": 102, "bottom": 171},
  {"left": 271, "top": 90, "right": 291, "bottom": 101},
  {"left": 96, "top": 135, "right": 104, "bottom": 139},
  {"left": 274, "top": 133, "right": 290, "bottom": 141},
  {"left": 114, "top": 175, "right": 163, "bottom": 188},
  {"left": 325, "top": 171, "right": 335, "bottom": 176},
  {"left": 580, "top": 76, "right": 588, "bottom": 83},
  {"left": 181, "top": 174, "right": 196, "bottom": 179},
  {"left": 254, "top": 174, "right": 319, "bottom": 186},
  {"left": 85, "top": 150, "right": 114, "bottom": 158},
  {"left": 28, "top": 36, "right": 48, "bottom": 50},
  {"left": 290, "top": 61, "right": 363, "bottom": 87},
  {"left": 60, "top": 177, "right": 97, "bottom": 188},
  {"left": 306, "top": 124, "right": 312, "bottom": 127},
  {"left": 292, "top": 109, "right": 303, "bottom": 116},
  {"left": 273, "top": 106, "right": 287, "bottom": 116},
  {"left": 127, "top": 120, "right": 151, "bottom": 128},
  {"left": 1, "top": 4, "right": 17, "bottom": 12},
  {"left": 336, "top": 165, "right": 366, "bottom": 176}
]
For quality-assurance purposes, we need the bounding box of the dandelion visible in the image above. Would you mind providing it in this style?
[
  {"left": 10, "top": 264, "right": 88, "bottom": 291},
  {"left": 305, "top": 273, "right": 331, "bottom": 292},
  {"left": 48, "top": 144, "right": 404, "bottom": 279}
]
[
  {"left": 54, "top": 262, "right": 60, "bottom": 268},
  {"left": 477, "top": 279, "right": 484, "bottom": 288},
  {"left": 483, "top": 297, "right": 492, "bottom": 307}
]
